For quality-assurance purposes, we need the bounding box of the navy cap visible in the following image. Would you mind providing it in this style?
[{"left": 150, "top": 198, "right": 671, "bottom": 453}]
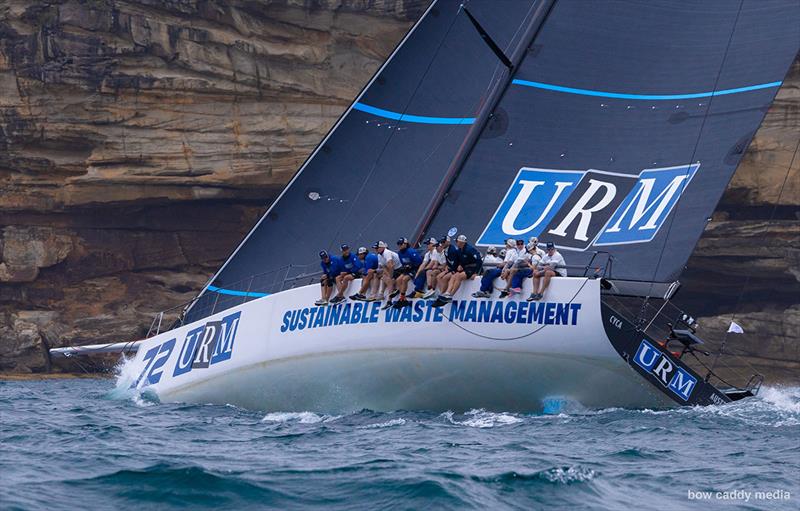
[
  {"left": 372, "top": 241, "right": 380, "bottom": 249},
  {"left": 396, "top": 237, "right": 408, "bottom": 246},
  {"left": 340, "top": 243, "right": 350, "bottom": 251},
  {"left": 546, "top": 242, "right": 556, "bottom": 250},
  {"left": 438, "top": 236, "right": 449, "bottom": 244},
  {"left": 319, "top": 250, "right": 329, "bottom": 259},
  {"left": 516, "top": 239, "right": 524, "bottom": 245}
]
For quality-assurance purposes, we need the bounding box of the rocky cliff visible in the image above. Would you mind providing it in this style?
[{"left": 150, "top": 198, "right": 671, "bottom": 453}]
[{"left": 1, "top": 1, "right": 798, "bottom": 383}]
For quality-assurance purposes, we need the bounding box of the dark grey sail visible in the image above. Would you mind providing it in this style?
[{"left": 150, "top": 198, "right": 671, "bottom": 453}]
[
  {"left": 186, "top": 0, "right": 549, "bottom": 321},
  {"left": 188, "top": 0, "right": 799, "bottom": 322},
  {"left": 425, "top": 0, "right": 800, "bottom": 296}
]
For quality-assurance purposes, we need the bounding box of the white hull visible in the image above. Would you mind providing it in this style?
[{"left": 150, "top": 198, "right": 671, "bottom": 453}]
[{"left": 122, "top": 278, "right": 673, "bottom": 412}]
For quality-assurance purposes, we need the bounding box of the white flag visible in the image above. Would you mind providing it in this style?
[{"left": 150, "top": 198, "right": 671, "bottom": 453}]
[{"left": 727, "top": 321, "right": 744, "bottom": 334}]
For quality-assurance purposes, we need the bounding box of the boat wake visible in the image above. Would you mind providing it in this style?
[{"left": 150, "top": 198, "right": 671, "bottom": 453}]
[{"left": 105, "top": 355, "right": 160, "bottom": 407}]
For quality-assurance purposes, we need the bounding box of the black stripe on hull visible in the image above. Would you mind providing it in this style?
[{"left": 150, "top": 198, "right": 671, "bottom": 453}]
[{"left": 601, "top": 302, "right": 730, "bottom": 407}]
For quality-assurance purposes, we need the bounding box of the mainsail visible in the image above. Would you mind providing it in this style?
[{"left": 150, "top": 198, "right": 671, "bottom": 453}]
[
  {"left": 186, "top": 0, "right": 799, "bottom": 322},
  {"left": 425, "top": 0, "right": 800, "bottom": 295}
]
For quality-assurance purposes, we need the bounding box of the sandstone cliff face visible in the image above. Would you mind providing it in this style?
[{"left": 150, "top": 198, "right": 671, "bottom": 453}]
[
  {"left": 0, "top": 0, "right": 419, "bottom": 371},
  {"left": 1, "top": 1, "right": 798, "bottom": 384}
]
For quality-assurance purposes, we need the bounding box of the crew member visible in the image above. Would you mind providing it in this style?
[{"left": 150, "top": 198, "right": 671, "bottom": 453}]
[
  {"left": 412, "top": 238, "right": 437, "bottom": 298},
  {"left": 509, "top": 241, "right": 543, "bottom": 295},
  {"left": 350, "top": 247, "right": 379, "bottom": 301},
  {"left": 331, "top": 244, "right": 361, "bottom": 304},
  {"left": 473, "top": 245, "right": 506, "bottom": 298},
  {"left": 316, "top": 250, "right": 342, "bottom": 306},
  {"left": 529, "top": 242, "right": 567, "bottom": 301},
  {"left": 433, "top": 236, "right": 460, "bottom": 300},
  {"left": 499, "top": 239, "right": 527, "bottom": 298},
  {"left": 393, "top": 237, "right": 422, "bottom": 308},
  {"left": 434, "top": 234, "right": 482, "bottom": 306},
  {"left": 422, "top": 239, "right": 447, "bottom": 299},
  {"left": 375, "top": 240, "right": 401, "bottom": 308}
]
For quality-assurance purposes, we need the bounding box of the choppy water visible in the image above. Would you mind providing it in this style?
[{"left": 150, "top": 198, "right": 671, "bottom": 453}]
[{"left": 1, "top": 377, "right": 798, "bottom": 511}]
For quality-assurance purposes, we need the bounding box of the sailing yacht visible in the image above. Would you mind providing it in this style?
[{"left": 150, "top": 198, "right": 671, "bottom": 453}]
[{"left": 52, "top": 0, "right": 799, "bottom": 412}]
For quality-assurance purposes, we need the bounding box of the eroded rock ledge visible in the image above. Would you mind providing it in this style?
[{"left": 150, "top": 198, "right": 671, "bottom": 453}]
[{"left": 0, "top": 1, "right": 798, "bottom": 383}]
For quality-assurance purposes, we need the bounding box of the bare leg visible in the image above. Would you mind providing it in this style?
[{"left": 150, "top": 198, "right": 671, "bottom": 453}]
[
  {"left": 437, "top": 272, "right": 452, "bottom": 293},
  {"left": 382, "top": 272, "right": 395, "bottom": 298},
  {"left": 532, "top": 272, "right": 542, "bottom": 295},
  {"left": 446, "top": 272, "right": 466, "bottom": 295},
  {"left": 358, "top": 272, "right": 373, "bottom": 294},
  {"left": 505, "top": 268, "right": 517, "bottom": 291},
  {"left": 540, "top": 270, "right": 555, "bottom": 296}
]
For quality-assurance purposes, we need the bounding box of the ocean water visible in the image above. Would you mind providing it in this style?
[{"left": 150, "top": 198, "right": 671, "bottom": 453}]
[{"left": 1, "top": 377, "right": 798, "bottom": 511}]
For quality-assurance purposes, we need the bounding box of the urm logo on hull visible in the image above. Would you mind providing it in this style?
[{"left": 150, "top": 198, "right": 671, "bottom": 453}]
[
  {"left": 633, "top": 339, "right": 697, "bottom": 401},
  {"left": 477, "top": 164, "right": 699, "bottom": 251}
]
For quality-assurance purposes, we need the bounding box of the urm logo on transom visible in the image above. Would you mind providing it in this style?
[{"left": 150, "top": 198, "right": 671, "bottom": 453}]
[{"left": 476, "top": 164, "right": 699, "bottom": 251}]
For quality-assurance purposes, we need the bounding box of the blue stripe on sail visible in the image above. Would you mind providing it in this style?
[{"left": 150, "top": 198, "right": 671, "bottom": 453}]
[
  {"left": 510, "top": 79, "right": 783, "bottom": 100},
  {"left": 353, "top": 102, "right": 475, "bottom": 124},
  {"left": 208, "top": 285, "right": 269, "bottom": 298}
]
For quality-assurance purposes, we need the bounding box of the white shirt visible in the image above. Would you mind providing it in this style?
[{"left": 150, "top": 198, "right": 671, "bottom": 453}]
[
  {"left": 542, "top": 251, "right": 567, "bottom": 277},
  {"left": 429, "top": 249, "right": 446, "bottom": 266},
  {"left": 378, "top": 248, "right": 401, "bottom": 269},
  {"left": 503, "top": 248, "right": 520, "bottom": 267},
  {"left": 483, "top": 254, "right": 504, "bottom": 268},
  {"left": 513, "top": 251, "right": 532, "bottom": 268}
]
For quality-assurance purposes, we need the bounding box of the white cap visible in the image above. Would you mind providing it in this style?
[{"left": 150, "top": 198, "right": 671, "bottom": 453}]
[
  {"left": 357, "top": 246, "right": 368, "bottom": 254},
  {"left": 377, "top": 240, "right": 388, "bottom": 248},
  {"left": 526, "top": 241, "right": 536, "bottom": 251},
  {"left": 456, "top": 234, "right": 467, "bottom": 243},
  {"left": 506, "top": 238, "right": 515, "bottom": 248},
  {"left": 529, "top": 236, "right": 539, "bottom": 245}
]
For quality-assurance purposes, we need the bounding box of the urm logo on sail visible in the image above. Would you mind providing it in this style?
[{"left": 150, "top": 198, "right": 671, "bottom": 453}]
[{"left": 477, "top": 164, "right": 699, "bottom": 250}]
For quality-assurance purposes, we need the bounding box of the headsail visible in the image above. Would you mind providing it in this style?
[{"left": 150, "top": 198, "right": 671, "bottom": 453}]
[
  {"left": 424, "top": 0, "right": 800, "bottom": 294},
  {"left": 186, "top": 0, "right": 550, "bottom": 321}
]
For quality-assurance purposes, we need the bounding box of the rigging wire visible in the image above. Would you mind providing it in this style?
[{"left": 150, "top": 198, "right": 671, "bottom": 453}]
[{"left": 708, "top": 132, "right": 800, "bottom": 374}]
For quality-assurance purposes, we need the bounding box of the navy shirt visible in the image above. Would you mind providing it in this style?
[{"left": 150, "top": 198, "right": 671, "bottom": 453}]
[
  {"left": 458, "top": 243, "right": 483, "bottom": 273},
  {"left": 398, "top": 247, "right": 423, "bottom": 269},
  {"left": 445, "top": 244, "right": 461, "bottom": 271}
]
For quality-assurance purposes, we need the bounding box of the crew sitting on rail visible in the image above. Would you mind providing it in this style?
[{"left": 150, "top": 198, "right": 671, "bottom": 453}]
[
  {"left": 374, "top": 240, "right": 402, "bottom": 309},
  {"left": 412, "top": 238, "right": 438, "bottom": 298},
  {"left": 393, "top": 237, "right": 423, "bottom": 308},
  {"left": 422, "top": 238, "right": 448, "bottom": 299},
  {"left": 528, "top": 242, "right": 567, "bottom": 301},
  {"left": 433, "top": 236, "right": 460, "bottom": 300},
  {"left": 507, "top": 241, "right": 543, "bottom": 296},
  {"left": 330, "top": 244, "right": 361, "bottom": 304},
  {"left": 472, "top": 246, "right": 504, "bottom": 298},
  {"left": 350, "top": 247, "right": 380, "bottom": 302},
  {"left": 498, "top": 239, "right": 528, "bottom": 298},
  {"left": 433, "top": 234, "right": 482, "bottom": 306},
  {"left": 316, "top": 250, "right": 342, "bottom": 306}
]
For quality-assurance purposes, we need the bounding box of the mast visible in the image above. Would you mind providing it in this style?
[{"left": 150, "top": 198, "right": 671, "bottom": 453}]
[{"left": 411, "top": 0, "right": 556, "bottom": 243}]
